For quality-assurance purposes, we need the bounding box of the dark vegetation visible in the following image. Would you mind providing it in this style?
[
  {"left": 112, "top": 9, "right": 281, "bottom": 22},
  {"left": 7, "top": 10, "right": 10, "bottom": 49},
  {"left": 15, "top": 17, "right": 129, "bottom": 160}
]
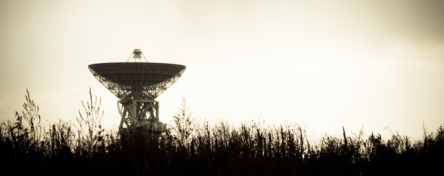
[{"left": 1, "top": 90, "right": 443, "bottom": 176}]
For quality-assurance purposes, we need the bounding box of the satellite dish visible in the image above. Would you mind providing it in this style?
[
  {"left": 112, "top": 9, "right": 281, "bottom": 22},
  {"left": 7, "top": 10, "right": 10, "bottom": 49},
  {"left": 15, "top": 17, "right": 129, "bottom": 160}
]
[{"left": 88, "top": 49, "right": 186, "bottom": 136}]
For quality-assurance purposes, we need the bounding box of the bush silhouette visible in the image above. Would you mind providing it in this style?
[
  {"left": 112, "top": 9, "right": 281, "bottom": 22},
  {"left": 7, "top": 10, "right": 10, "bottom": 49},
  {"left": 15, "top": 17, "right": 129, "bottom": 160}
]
[{"left": 0, "top": 89, "right": 443, "bottom": 175}]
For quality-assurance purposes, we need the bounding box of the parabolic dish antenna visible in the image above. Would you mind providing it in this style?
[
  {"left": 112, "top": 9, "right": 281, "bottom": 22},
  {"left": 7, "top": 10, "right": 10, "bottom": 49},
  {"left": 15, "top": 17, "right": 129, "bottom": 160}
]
[{"left": 88, "top": 49, "right": 186, "bottom": 135}]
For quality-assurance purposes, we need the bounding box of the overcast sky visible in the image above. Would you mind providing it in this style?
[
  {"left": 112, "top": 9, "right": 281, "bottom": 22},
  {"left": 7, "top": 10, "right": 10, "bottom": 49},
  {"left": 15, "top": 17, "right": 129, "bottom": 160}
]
[{"left": 1, "top": 0, "right": 443, "bottom": 140}]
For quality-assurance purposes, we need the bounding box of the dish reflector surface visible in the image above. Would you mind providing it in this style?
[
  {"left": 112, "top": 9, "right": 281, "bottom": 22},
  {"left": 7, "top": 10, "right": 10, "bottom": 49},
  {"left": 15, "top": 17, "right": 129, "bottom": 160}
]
[{"left": 88, "top": 62, "right": 186, "bottom": 100}]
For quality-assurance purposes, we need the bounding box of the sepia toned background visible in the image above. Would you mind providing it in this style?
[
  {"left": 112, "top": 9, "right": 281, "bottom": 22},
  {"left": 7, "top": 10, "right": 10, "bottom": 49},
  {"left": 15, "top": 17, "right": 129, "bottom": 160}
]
[{"left": 1, "top": 0, "right": 443, "bottom": 140}]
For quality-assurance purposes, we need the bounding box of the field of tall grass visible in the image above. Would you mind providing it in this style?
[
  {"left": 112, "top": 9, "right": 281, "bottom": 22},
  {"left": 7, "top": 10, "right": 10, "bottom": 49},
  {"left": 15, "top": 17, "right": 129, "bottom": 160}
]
[{"left": 1, "top": 90, "right": 443, "bottom": 176}]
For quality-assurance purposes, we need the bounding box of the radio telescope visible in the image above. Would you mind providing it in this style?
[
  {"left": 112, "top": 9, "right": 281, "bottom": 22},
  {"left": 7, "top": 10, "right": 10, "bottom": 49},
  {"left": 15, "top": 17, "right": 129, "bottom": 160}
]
[{"left": 88, "top": 49, "right": 186, "bottom": 135}]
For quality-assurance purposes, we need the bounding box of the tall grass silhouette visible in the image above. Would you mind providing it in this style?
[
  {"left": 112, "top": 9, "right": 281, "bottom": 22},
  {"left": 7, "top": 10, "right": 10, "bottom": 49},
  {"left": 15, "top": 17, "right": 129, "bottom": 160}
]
[{"left": 0, "top": 89, "right": 443, "bottom": 175}]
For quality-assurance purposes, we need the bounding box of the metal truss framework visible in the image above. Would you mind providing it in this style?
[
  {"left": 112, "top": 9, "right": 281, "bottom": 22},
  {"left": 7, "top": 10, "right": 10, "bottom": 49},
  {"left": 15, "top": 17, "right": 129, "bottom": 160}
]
[
  {"left": 117, "top": 99, "right": 163, "bottom": 129},
  {"left": 88, "top": 62, "right": 186, "bottom": 135}
]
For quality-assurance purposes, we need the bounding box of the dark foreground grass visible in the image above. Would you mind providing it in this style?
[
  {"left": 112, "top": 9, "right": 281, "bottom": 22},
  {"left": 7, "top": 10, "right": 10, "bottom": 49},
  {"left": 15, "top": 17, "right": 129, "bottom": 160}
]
[{"left": 1, "top": 90, "right": 443, "bottom": 176}]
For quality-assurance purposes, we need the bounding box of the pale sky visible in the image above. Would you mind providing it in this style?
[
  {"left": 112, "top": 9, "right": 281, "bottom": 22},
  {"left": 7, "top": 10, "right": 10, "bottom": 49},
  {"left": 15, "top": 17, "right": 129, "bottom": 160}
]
[{"left": 1, "top": 0, "right": 443, "bottom": 140}]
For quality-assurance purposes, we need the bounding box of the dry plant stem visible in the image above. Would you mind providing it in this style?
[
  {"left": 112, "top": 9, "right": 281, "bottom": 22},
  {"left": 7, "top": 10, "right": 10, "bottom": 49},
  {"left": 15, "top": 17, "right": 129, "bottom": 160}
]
[
  {"left": 172, "top": 97, "right": 196, "bottom": 146},
  {"left": 74, "top": 88, "right": 105, "bottom": 155}
]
